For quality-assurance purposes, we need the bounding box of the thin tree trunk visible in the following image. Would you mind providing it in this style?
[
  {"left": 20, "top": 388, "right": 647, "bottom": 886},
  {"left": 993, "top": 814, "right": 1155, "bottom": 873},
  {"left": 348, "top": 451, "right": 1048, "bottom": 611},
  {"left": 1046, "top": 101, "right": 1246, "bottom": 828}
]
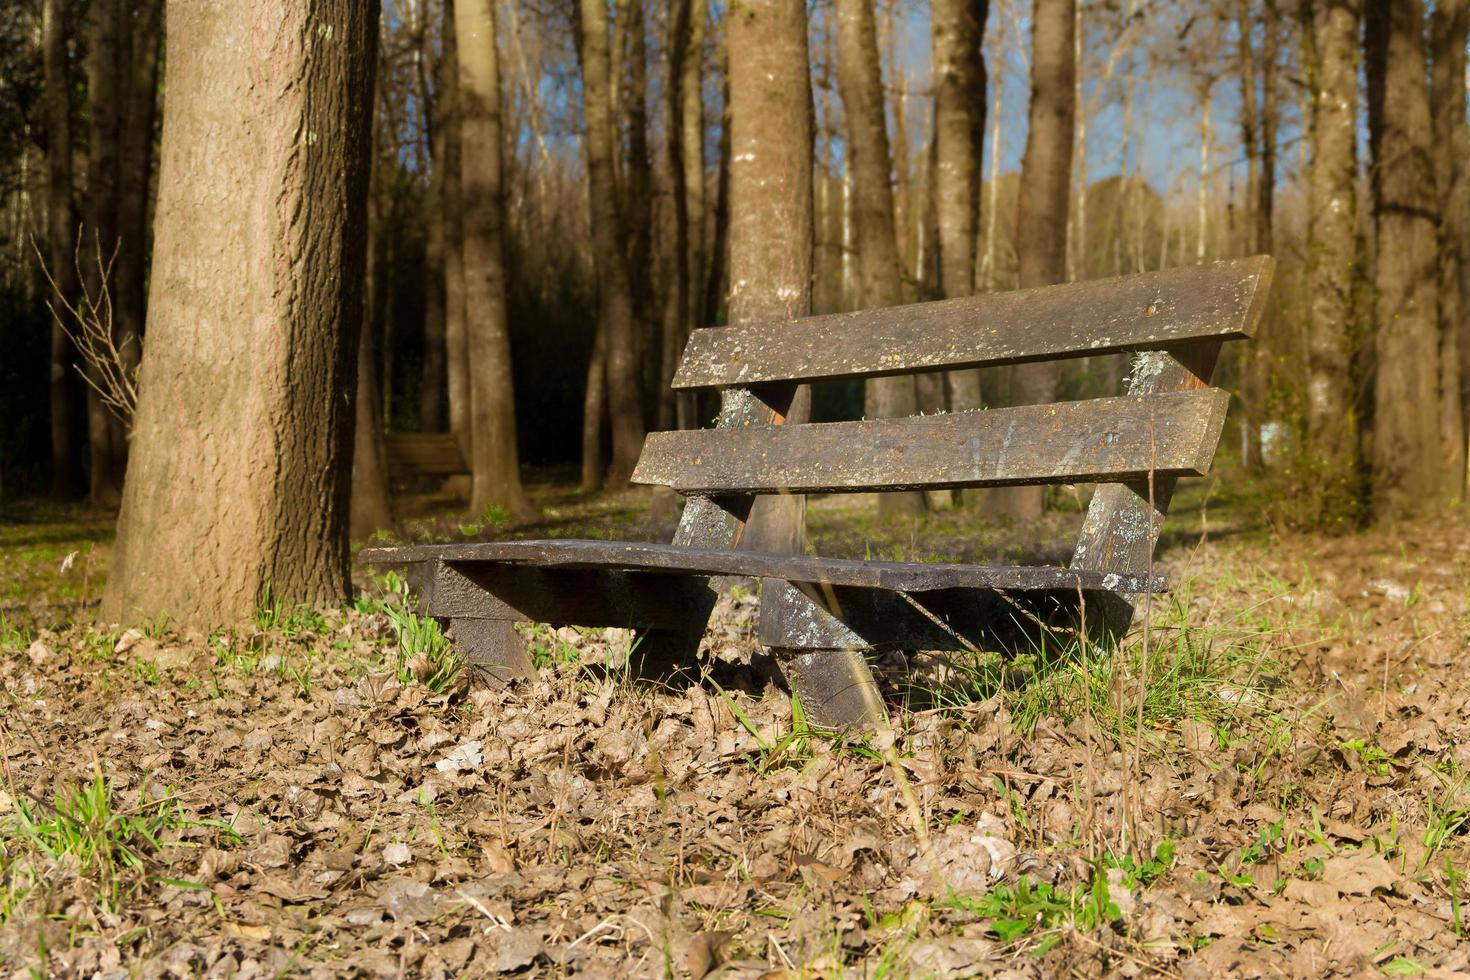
[
  {"left": 728, "top": 0, "right": 813, "bottom": 554},
  {"left": 1071, "top": 0, "right": 1084, "bottom": 282},
  {"left": 577, "top": 0, "right": 645, "bottom": 488},
  {"left": 932, "top": 0, "right": 987, "bottom": 439},
  {"left": 980, "top": 19, "right": 1004, "bottom": 291},
  {"left": 111, "top": 0, "right": 164, "bottom": 481},
  {"left": 658, "top": 0, "right": 692, "bottom": 433},
  {"left": 1305, "top": 0, "right": 1362, "bottom": 524},
  {"left": 443, "top": 0, "right": 471, "bottom": 464},
  {"left": 1237, "top": 0, "right": 1260, "bottom": 257},
  {"left": 104, "top": 0, "right": 379, "bottom": 626},
  {"left": 1366, "top": 0, "right": 1443, "bottom": 516},
  {"left": 580, "top": 320, "right": 607, "bottom": 491},
  {"left": 1432, "top": 0, "right": 1468, "bottom": 501},
  {"left": 703, "top": 57, "right": 731, "bottom": 328},
  {"left": 622, "top": 0, "right": 656, "bottom": 368},
  {"left": 353, "top": 206, "right": 394, "bottom": 539},
  {"left": 882, "top": 0, "right": 913, "bottom": 295},
  {"left": 41, "top": 0, "right": 81, "bottom": 499},
  {"left": 837, "top": 0, "right": 924, "bottom": 519},
  {"left": 420, "top": 15, "right": 448, "bottom": 433},
  {"left": 456, "top": 0, "right": 535, "bottom": 520},
  {"left": 83, "top": 0, "right": 123, "bottom": 508},
  {"left": 996, "top": 0, "right": 1074, "bottom": 520},
  {"left": 677, "top": 0, "right": 706, "bottom": 429}
]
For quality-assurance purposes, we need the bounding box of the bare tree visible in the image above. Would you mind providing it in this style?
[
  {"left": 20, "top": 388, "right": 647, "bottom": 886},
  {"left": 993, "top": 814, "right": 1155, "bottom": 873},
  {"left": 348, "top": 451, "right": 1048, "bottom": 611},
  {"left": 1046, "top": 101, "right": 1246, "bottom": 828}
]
[
  {"left": 1365, "top": 0, "right": 1442, "bottom": 516},
  {"left": 40, "top": 0, "right": 80, "bottom": 498},
  {"left": 932, "top": 0, "right": 988, "bottom": 444},
  {"left": 1431, "top": 0, "right": 1468, "bottom": 500},
  {"left": 996, "top": 0, "right": 1075, "bottom": 519},
  {"left": 1305, "top": 0, "right": 1363, "bottom": 524},
  {"left": 104, "top": 0, "right": 379, "bottom": 626},
  {"left": 443, "top": 0, "right": 472, "bottom": 461},
  {"left": 577, "top": 0, "right": 645, "bottom": 488},
  {"left": 836, "top": 0, "right": 924, "bottom": 518},
  {"left": 82, "top": 0, "right": 124, "bottom": 507},
  {"left": 728, "top": 0, "right": 814, "bottom": 553},
  {"left": 456, "top": 0, "right": 535, "bottom": 519}
]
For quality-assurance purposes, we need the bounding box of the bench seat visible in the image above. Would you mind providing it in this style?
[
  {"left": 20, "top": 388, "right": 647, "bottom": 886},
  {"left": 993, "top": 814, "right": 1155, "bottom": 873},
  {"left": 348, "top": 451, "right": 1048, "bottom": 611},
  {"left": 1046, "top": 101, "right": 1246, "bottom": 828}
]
[{"left": 361, "top": 539, "right": 1166, "bottom": 594}]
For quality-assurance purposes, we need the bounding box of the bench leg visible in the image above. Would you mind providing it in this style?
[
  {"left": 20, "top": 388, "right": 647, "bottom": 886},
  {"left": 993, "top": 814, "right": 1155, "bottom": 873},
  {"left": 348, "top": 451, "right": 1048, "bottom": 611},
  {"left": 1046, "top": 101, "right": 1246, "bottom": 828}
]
[
  {"left": 629, "top": 623, "right": 709, "bottom": 687},
  {"left": 446, "top": 618, "right": 536, "bottom": 683},
  {"left": 774, "top": 649, "right": 888, "bottom": 730}
]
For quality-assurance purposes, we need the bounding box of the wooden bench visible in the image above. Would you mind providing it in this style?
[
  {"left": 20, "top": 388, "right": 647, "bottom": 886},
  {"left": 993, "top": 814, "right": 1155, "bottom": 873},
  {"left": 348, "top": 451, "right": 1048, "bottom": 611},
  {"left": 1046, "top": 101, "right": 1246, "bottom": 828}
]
[
  {"left": 362, "top": 257, "right": 1273, "bottom": 727},
  {"left": 385, "top": 432, "right": 469, "bottom": 483}
]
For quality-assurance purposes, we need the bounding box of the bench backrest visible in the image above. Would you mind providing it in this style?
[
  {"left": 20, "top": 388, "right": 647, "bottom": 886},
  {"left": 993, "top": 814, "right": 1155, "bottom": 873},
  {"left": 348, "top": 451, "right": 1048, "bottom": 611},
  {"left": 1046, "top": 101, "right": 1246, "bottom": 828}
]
[{"left": 630, "top": 256, "right": 1274, "bottom": 637}]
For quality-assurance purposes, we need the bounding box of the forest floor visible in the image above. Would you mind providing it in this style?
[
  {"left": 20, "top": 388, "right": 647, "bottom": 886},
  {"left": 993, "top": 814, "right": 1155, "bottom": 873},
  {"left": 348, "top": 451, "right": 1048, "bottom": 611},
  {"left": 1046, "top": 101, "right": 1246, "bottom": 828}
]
[{"left": 1, "top": 472, "right": 1468, "bottom": 977}]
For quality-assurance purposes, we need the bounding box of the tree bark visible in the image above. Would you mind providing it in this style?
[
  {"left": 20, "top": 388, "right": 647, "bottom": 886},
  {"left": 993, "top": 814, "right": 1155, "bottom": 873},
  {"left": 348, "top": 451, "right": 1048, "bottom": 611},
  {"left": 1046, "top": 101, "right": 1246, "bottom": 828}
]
[
  {"left": 83, "top": 0, "right": 124, "bottom": 508},
  {"left": 1305, "top": 0, "right": 1363, "bottom": 525},
  {"left": 1366, "top": 0, "right": 1443, "bottom": 517},
  {"left": 577, "top": 0, "right": 645, "bottom": 488},
  {"left": 104, "top": 0, "right": 379, "bottom": 627},
  {"left": 932, "top": 0, "right": 988, "bottom": 467},
  {"left": 836, "top": 0, "right": 924, "bottom": 519},
  {"left": 443, "top": 0, "right": 472, "bottom": 463},
  {"left": 455, "top": 0, "right": 535, "bottom": 520},
  {"left": 41, "top": 0, "right": 81, "bottom": 499},
  {"left": 995, "top": 0, "right": 1075, "bottom": 520},
  {"left": 728, "top": 0, "right": 813, "bottom": 554},
  {"left": 1432, "top": 0, "right": 1468, "bottom": 501}
]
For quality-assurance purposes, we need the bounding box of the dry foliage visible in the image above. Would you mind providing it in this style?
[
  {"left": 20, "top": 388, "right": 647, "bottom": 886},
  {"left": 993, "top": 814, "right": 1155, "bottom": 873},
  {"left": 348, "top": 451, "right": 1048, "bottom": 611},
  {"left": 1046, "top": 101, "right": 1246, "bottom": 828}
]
[{"left": 0, "top": 497, "right": 1468, "bottom": 976}]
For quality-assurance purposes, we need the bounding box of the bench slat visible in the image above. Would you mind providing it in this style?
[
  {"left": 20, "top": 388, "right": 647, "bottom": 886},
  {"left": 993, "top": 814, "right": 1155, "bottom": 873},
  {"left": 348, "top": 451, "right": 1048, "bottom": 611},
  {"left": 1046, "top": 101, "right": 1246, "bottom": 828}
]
[
  {"left": 672, "top": 256, "right": 1273, "bottom": 388},
  {"left": 359, "top": 539, "right": 1166, "bottom": 593},
  {"left": 630, "top": 388, "right": 1228, "bottom": 494}
]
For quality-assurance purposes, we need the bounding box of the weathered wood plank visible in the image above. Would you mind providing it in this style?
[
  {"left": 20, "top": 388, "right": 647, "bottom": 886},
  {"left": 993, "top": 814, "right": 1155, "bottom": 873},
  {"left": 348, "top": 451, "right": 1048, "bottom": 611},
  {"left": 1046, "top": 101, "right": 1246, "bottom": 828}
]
[
  {"left": 758, "top": 579, "right": 1078, "bottom": 652},
  {"left": 418, "top": 559, "right": 713, "bottom": 628},
  {"left": 631, "top": 389, "right": 1229, "bottom": 494},
  {"left": 673, "top": 257, "right": 1274, "bottom": 388},
  {"left": 362, "top": 540, "right": 1168, "bottom": 593}
]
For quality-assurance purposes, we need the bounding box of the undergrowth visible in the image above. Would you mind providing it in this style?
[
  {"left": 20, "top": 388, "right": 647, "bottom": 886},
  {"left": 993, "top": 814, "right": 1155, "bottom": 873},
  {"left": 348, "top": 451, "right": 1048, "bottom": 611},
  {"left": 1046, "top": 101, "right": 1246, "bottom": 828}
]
[{"left": 0, "top": 766, "right": 234, "bottom": 922}]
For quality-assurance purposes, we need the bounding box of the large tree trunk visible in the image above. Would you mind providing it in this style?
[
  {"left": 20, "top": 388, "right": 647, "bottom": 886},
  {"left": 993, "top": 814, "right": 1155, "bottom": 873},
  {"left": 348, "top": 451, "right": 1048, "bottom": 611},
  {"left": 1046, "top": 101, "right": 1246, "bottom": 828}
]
[
  {"left": 728, "top": 0, "right": 813, "bottom": 554},
  {"left": 443, "top": 0, "right": 471, "bottom": 464},
  {"left": 577, "top": 0, "right": 645, "bottom": 488},
  {"left": 1432, "top": 0, "right": 1468, "bottom": 501},
  {"left": 1305, "top": 0, "right": 1363, "bottom": 525},
  {"left": 456, "top": 0, "right": 535, "bottom": 520},
  {"left": 41, "top": 0, "right": 81, "bottom": 499},
  {"left": 836, "top": 0, "right": 925, "bottom": 519},
  {"left": 104, "top": 0, "right": 378, "bottom": 627},
  {"left": 1366, "top": 0, "right": 1443, "bottom": 517},
  {"left": 83, "top": 0, "right": 124, "bottom": 508},
  {"left": 932, "top": 0, "right": 987, "bottom": 505},
  {"left": 995, "top": 0, "right": 1075, "bottom": 519}
]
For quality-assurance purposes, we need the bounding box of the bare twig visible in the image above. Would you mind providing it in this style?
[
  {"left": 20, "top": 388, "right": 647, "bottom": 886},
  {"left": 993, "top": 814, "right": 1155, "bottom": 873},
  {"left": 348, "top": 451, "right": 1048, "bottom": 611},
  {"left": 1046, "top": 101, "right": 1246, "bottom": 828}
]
[{"left": 31, "top": 233, "right": 138, "bottom": 428}]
